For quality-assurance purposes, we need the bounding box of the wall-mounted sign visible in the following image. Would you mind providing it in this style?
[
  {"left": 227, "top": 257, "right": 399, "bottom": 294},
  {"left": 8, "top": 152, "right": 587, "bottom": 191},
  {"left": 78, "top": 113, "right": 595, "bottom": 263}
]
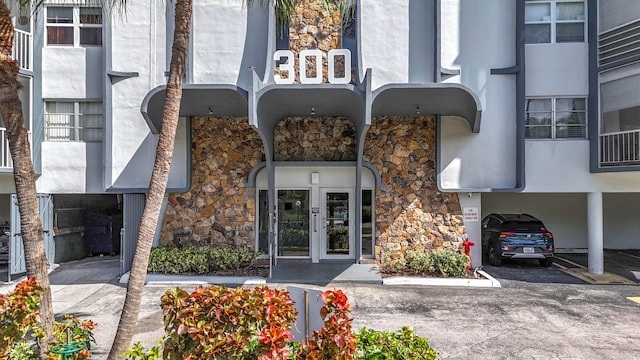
[
  {"left": 274, "top": 49, "right": 352, "bottom": 85},
  {"left": 463, "top": 207, "right": 479, "bottom": 222}
]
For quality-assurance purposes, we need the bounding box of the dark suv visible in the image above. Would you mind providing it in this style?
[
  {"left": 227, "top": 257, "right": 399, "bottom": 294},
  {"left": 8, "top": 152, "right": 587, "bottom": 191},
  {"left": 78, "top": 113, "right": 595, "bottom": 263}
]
[{"left": 481, "top": 213, "right": 554, "bottom": 267}]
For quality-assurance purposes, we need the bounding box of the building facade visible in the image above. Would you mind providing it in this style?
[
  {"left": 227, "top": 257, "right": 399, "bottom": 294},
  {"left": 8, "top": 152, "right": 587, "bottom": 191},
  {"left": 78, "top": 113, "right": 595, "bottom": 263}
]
[{"left": 1, "top": 0, "right": 639, "bottom": 279}]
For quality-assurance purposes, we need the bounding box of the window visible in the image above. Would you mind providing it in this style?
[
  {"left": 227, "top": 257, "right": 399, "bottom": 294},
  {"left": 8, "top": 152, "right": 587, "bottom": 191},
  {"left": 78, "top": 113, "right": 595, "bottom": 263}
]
[
  {"left": 525, "top": 1, "right": 585, "bottom": 44},
  {"left": 46, "top": 6, "right": 102, "bottom": 46},
  {"left": 45, "top": 101, "right": 103, "bottom": 142},
  {"left": 525, "top": 97, "right": 586, "bottom": 139}
]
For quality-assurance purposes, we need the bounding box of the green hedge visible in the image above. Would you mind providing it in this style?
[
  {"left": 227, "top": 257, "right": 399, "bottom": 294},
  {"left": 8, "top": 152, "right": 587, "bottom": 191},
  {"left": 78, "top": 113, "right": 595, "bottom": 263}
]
[
  {"left": 383, "top": 250, "right": 469, "bottom": 277},
  {"left": 147, "top": 245, "right": 260, "bottom": 275}
]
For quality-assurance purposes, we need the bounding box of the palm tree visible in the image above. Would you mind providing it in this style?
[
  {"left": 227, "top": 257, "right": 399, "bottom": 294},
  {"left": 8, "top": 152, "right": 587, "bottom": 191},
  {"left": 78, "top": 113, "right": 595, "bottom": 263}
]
[
  {"left": 0, "top": 0, "right": 55, "bottom": 354},
  {"left": 107, "top": 0, "right": 192, "bottom": 357}
]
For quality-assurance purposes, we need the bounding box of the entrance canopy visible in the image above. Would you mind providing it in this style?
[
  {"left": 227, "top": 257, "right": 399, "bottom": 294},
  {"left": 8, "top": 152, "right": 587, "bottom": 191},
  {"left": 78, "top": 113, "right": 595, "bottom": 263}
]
[
  {"left": 372, "top": 83, "right": 482, "bottom": 133},
  {"left": 141, "top": 84, "right": 249, "bottom": 134}
]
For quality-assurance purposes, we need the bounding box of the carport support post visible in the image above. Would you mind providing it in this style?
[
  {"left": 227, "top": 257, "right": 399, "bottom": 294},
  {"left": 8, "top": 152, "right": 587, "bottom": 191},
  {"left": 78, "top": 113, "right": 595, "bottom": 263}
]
[{"left": 587, "top": 192, "right": 604, "bottom": 275}]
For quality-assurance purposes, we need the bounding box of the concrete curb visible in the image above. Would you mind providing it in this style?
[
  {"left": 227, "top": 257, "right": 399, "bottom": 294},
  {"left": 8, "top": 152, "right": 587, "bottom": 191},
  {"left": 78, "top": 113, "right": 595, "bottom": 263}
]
[
  {"left": 119, "top": 272, "right": 267, "bottom": 286},
  {"left": 382, "top": 270, "right": 501, "bottom": 287},
  {"left": 120, "top": 269, "right": 501, "bottom": 288}
]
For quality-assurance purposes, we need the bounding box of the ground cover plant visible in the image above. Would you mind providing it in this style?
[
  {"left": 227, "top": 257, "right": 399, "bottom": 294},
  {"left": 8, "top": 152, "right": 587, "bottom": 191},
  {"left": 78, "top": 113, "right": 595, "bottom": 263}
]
[
  {"left": 0, "top": 277, "right": 97, "bottom": 359},
  {"left": 125, "top": 286, "right": 439, "bottom": 359}
]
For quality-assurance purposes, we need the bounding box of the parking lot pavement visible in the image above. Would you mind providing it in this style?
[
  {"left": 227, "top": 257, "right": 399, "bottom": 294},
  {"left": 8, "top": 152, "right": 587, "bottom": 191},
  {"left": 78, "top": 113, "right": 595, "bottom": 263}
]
[{"left": 481, "top": 249, "right": 640, "bottom": 287}]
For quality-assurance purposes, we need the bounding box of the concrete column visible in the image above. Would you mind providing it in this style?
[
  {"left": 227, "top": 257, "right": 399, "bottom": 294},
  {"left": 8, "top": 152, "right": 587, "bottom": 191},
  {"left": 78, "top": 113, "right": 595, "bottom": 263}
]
[{"left": 587, "top": 192, "right": 604, "bottom": 275}]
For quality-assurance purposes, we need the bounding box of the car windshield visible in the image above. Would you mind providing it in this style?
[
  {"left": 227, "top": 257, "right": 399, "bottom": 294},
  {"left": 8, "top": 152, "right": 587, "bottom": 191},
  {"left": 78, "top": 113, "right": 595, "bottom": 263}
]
[{"left": 503, "top": 221, "right": 546, "bottom": 232}]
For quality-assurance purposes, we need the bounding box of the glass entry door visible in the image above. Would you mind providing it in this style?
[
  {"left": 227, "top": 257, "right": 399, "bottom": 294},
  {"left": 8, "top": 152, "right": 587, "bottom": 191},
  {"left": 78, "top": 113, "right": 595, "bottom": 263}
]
[
  {"left": 322, "top": 189, "right": 354, "bottom": 259},
  {"left": 276, "top": 190, "right": 310, "bottom": 257}
]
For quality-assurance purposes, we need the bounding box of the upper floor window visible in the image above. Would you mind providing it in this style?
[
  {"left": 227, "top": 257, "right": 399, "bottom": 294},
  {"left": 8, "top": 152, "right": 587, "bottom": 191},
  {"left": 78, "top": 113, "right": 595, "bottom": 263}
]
[
  {"left": 525, "top": 97, "right": 587, "bottom": 139},
  {"left": 525, "top": 1, "right": 585, "bottom": 44},
  {"left": 45, "top": 101, "right": 103, "bottom": 142},
  {"left": 46, "top": 6, "right": 102, "bottom": 46}
]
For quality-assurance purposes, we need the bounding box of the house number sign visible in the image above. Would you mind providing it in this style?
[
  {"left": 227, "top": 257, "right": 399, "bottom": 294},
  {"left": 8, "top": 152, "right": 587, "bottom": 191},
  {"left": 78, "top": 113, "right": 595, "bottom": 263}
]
[{"left": 273, "top": 49, "right": 352, "bottom": 85}]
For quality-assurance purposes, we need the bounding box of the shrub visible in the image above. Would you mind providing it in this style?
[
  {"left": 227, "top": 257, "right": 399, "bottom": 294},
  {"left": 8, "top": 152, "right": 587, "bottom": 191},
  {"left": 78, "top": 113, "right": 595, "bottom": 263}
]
[
  {"left": 160, "top": 285, "right": 298, "bottom": 359},
  {"left": 295, "top": 289, "right": 357, "bottom": 359},
  {"left": 406, "top": 250, "right": 435, "bottom": 273},
  {"left": 147, "top": 245, "right": 260, "bottom": 274},
  {"left": 430, "top": 251, "right": 469, "bottom": 277},
  {"left": 0, "top": 277, "right": 97, "bottom": 360},
  {"left": 386, "top": 250, "right": 470, "bottom": 277},
  {"left": 0, "top": 277, "right": 42, "bottom": 359},
  {"left": 356, "top": 326, "right": 438, "bottom": 359},
  {"left": 381, "top": 252, "right": 407, "bottom": 272}
]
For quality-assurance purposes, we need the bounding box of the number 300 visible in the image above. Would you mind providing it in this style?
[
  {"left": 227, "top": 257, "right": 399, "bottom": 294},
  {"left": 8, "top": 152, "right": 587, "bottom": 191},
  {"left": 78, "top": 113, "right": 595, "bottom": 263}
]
[{"left": 273, "top": 49, "right": 352, "bottom": 85}]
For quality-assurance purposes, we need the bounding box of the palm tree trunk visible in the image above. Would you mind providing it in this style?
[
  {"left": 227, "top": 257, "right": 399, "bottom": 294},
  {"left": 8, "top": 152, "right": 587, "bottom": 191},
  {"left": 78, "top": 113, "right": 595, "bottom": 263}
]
[
  {"left": 0, "top": 2, "right": 55, "bottom": 355},
  {"left": 107, "top": 0, "right": 192, "bottom": 358}
]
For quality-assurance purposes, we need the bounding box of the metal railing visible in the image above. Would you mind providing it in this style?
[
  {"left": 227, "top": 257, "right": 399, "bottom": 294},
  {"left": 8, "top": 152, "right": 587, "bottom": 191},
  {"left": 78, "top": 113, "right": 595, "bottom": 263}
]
[
  {"left": 0, "top": 128, "right": 13, "bottom": 169},
  {"left": 600, "top": 129, "right": 640, "bottom": 166},
  {"left": 0, "top": 128, "right": 33, "bottom": 169},
  {"left": 12, "top": 29, "right": 32, "bottom": 72}
]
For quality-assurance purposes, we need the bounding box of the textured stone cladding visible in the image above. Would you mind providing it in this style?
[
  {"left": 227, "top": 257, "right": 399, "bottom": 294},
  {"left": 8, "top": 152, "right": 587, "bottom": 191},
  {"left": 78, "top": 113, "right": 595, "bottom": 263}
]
[
  {"left": 363, "top": 116, "right": 468, "bottom": 262},
  {"left": 160, "top": 117, "right": 265, "bottom": 248},
  {"left": 274, "top": 116, "right": 356, "bottom": 161},
  {"left": 277, "top": 0, "right": 345, "bottom": 83}
]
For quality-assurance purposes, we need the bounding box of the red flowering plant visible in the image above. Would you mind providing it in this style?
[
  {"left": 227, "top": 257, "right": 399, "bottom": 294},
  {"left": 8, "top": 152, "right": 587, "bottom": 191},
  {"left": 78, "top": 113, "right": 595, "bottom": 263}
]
[
  {"left": 0, "top": 276, "right": 42, "bottom": 359},
  {"left": 160, "top": 285, "right": 297, "bottom": 359},
  {"left": 296, "top": 288, "right": 357, "bottom": 360}
]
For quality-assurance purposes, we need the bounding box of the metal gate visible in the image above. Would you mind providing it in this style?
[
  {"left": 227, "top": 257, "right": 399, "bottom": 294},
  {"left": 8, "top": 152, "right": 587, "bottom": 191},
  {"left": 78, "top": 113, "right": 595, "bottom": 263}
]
[
  {"left": 9, "top": 194, "right": 54, "bottom": 281},
  {"left": 121, "top": 193, "right": 145, "bottom": 275}
]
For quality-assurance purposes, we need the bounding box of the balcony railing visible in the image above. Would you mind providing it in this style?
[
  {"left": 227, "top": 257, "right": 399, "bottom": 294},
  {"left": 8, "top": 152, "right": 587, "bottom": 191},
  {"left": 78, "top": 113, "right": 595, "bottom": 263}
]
[
  {"left": 12, "top": 29, "right": 32, "bottom": 72},
  {"left": 0, "top": 128, "right": 13, "bottom": 169},
  {"left": 600, "top": 129, "right": 640, "bottom": 166}
]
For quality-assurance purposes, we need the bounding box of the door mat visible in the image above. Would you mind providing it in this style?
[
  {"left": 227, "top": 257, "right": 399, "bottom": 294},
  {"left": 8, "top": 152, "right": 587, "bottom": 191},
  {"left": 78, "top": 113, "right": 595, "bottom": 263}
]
[{"left": 562, "top": 268, "right": 637, "bottom": 285}]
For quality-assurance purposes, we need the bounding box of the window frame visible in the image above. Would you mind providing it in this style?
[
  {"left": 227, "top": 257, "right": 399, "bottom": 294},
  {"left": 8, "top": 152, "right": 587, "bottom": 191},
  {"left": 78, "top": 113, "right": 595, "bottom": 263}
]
[
  {"left": 525, "top": 97, "right": 588, "bottom": 140},
  {"left": 44, "top": 100, "right": 104, "bottom": 142},
  {"left": 45, "top": 6, "right": 103, "bottom": 47},
  {"left": 524, "top": 0, "right": 586, "bottom": 44}
]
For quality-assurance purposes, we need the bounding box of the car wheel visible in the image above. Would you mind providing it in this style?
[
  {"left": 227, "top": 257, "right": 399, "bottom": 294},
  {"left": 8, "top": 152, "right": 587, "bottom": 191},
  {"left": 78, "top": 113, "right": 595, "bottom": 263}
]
[
  {"left": 488, "top": 246, "right": 502, "bottom": 266},
  {"left": 539, "top": 258, "right": 553, "bottom": 267}
]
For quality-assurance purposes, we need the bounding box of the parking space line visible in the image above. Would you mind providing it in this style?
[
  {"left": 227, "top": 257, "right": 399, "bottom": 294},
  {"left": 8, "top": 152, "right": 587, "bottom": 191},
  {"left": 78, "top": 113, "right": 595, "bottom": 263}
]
[
  {"left": 554, "top": 255, "right": 587, "bottom": 269},
  {"left": 553, "top": 262, "right": 567, "bottom": 270},
  {"left": 616, "top": 251, "right": 640, "bottom": 261},
  {"left": 627, "top": 297, "right": 640, "bottom": 305}
]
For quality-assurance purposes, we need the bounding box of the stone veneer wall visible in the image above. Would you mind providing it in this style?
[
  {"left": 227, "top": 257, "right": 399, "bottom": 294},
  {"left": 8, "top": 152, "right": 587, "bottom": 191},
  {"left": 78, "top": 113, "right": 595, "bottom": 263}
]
[
  {"left": 160, "top": 117, "right": 265, "bottom": 248},
  {"left": 363, "top": 116, "right": 467, "bottom": 264},
  {"left": 278, "top": 0, "right": 345, "bottom": 83},
  {"left": 274, "top": 117, "right": 356, "bottom": 161}
]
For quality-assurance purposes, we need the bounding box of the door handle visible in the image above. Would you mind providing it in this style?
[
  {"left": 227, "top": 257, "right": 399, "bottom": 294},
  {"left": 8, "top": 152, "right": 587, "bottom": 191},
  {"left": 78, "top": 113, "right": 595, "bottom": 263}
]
[{"left": 313, "top": 214, "right": 317, "bottom": 232}]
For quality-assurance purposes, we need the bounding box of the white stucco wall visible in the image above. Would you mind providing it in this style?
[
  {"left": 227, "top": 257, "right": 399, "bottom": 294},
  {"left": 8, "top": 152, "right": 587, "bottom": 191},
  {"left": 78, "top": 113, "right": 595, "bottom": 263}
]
[
  {"left": 41, "top": 48, "right": 103, "bottom": 99},
  {"left": 37, "top": 143, "right": 103, "bottom": 193},
  {"left": 105, "top": 2, "right": 188, "bottom": 191},
  {"left": 525, "top": 44, "right": 589, "bottom": 96},
  {"left": 359, "top": 1, "right": 410, "bottom": 89},
  {"left": 481, "top": 193, "right": 588, "bottom": 250},
  {"left": 482, "top": 192, "right": 640, "bottom": 250},
  {"left": 191, "top": 0, "right": 252, "bottom": 85},
  {"left": 439, "top": 0, "right": 518, "bottom": 190}
]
